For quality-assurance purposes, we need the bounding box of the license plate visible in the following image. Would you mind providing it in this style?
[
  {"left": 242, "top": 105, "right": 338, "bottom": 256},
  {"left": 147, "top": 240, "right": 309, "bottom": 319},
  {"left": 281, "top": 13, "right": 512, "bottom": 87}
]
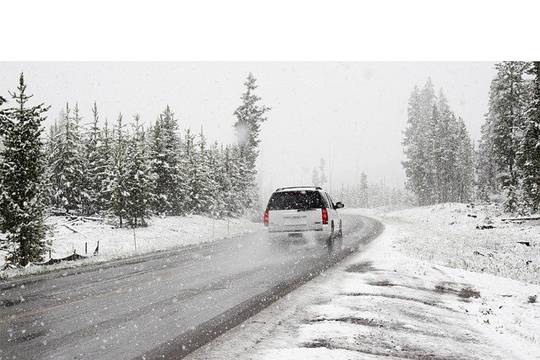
[{"left": 284, "top": 216, "right": 306, "bottom": 225}]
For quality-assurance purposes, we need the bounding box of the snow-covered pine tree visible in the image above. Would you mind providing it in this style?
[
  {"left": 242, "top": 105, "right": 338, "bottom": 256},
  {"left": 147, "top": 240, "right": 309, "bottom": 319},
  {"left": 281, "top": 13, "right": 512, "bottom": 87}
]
[
  {"left": 234, "top": 145, "right": 258, "bottom": 214},
  {"left": 124, "top": 115, "right": 153, "bottom": 226},
  {"left": 402, "top": 81, "right": 437, "bottom": 205},
  {"left": 0, "top": 74, "right": 49, "bottom": 267},
  {"left": 81, "top": 101, "right": 102, "bottom": 215},
  {"left": 428, "top": 104, "right": 442, "bottom": 203},
  {"left": 517, "top": 61, "right": 540, "bottom": 212},
  {"left": 149, "top": 106, "right": 185, "bottom": 215},
  {"left": 182, "top": 128, "right": 198, "bottom": 214},
  {"left": 487, "top": 62, "right": 529, "bottom": 212},
  {"left": 403, "top": 86, "right": 424, "bottom": 204},
  {"left": 47, "top": 109, "right": 66, "bottom": 210},
  {"left": 50, "top": 103, "right": 86, "bottom": 214},
  {"left": 108, "top": 113, "right": 129, "bottom": 227},
  {"left": 419, "top": 80, "right": 438, "bottom": 204},
  {"left": 207, "top": 142, "right": 227, "bottom": 217},
  {"left": 233, "top": 73, "right": 270, "bottom": 212},
  {"left": 454, "top": 117, "right": 475, "bottom": 202},
  {"left": 435, "top": 92, "right": 460, "bottom": 203},
  {"left": 0, "top": 96, "right": 4, "bottom": 185},
  {"left": 217, "top": 145, "right": 232, "bottom": 216},
  {"left": 48, "top": 107, "right": 68, "bottom": 210},
  {"left": 191, "top": 129, "right": 217, "bottom": 215},
  {"left": 224, "top": 145, "right": 246, "bottom": 217},
  {"left": 44, "top": 117, "right": 62, "bottom": 209},
  {"left": 404, "top": 79, "right": 474, "bottom": 205},
  {"left": 96, "top": 118, "right": 113, "bottom": 212},
  {"left": 476, "top": 107, "right": 499, "bottom": 202},
  {"left": 73, "top": 103, "right": 91, "bottom": 214},
  {"left": 0, "top": 91, "right": 7, "bottom": 252},
  {"left": 220, "top": 145, "right": 242, "bottom": 217}
]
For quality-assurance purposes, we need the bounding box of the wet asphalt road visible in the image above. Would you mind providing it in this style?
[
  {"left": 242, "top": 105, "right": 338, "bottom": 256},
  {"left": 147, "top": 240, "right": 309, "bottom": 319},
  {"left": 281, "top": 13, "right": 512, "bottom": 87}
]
[{"left": 0, "top": 214, "right": 382, "bottom": 360}]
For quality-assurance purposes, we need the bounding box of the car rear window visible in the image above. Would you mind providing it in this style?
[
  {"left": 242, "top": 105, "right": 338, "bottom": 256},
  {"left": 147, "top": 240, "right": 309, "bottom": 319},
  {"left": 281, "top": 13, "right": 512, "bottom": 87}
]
[{"left": 267, "top": 190, "right": 325, "bottom": 210}]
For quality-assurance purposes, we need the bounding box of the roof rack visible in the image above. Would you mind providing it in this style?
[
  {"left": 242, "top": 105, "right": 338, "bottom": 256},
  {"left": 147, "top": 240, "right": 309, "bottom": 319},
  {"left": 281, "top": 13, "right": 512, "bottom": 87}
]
[{"left": 275, "top": 186, "right": 323, "bottom": 191}]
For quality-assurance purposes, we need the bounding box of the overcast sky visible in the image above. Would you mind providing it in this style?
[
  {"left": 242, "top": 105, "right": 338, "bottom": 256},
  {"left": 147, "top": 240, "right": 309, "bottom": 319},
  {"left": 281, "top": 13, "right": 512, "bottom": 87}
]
[{"left": 0, "top": 62, "right": 496, "bottom": 196}]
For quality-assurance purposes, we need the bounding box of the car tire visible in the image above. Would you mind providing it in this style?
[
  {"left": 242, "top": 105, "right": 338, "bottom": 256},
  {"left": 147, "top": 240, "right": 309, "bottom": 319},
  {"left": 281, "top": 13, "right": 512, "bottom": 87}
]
[{"left": 329, "top": 221, "right": 335, "bottom": 243}]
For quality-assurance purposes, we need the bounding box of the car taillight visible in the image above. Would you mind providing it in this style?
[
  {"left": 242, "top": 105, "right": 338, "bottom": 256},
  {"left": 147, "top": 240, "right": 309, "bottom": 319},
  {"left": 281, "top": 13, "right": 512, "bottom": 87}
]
[
  {"left": 263, "top": 209, "right": 269, "bottom": 226},
  {"left": 321, "top": 207, "right": 328, "bottom": 225}
]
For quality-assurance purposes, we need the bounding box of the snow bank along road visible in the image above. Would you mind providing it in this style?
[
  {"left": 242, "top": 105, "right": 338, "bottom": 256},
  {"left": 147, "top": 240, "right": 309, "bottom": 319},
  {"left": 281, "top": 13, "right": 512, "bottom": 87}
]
[{"left": 0, "top": 214, "right": 383, "bottom": 360}]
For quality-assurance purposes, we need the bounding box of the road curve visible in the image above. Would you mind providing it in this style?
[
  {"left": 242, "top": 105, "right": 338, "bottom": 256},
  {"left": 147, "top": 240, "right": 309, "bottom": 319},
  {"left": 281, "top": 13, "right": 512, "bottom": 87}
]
[{"left": 0, "top": 214, "right": 383, "bottom": 360}]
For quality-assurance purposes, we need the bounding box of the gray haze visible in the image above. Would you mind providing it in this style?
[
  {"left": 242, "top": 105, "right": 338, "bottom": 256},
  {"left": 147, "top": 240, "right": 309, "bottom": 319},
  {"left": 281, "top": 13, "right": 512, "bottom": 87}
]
[{"left": 0, "top": 62, "right": 495, "bottom": 198}]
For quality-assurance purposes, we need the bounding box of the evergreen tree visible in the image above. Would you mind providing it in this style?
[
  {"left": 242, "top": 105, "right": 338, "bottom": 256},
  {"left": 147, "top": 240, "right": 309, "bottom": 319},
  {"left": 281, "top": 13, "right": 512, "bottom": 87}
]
[
  {"left": 49, "top": 103, "right": 85, "bottom": 213},
  {"left": 403, "top": 79, "right": 474, "bottom": 205},
  {"left": 149, "top": 106, "right": 184, "bottom": 215},
  {"left": 124, "top": 115, "right": 153, "bottom": 226},
  {"left": 517, "top": 61, "right": 540, "bottom": 212},
  {"left": 182, "top": 128, "right": 198, "bottom": 213},
  {"left": 48, "top": 107, "right": 68, "bottom": 210},
  {"left": 475, "top": 61, "right": 540, "bottom": 213},
  {"left": 44, "top": 117, "right": 62, "bottom": 209},
  {"left": 191, "top": 129, "right": 217, "bottom": 215},
  {"left": 428, "top": 104, "right": 442, "bottom": 202},
  {"left": 455, "top": 117, "right": 475, "bottom": 202},
  {"left": 403, "top": 81, "right": 436, "bottom": 205},
  {"left": 96, "top": 118, "right": 113, "bottom": 212},
  {"left": 419, "top": 79, "right": 438, "bottom": 204},
  {"left": 0, "top": 74, "right": 49, "bottom": 266},
  {"left": 233, "top": 73, "right": 270, "bottom": 212},
  {"left": 207, "top": 142, "right": 227, "bottom": 217},
  {"left": 73, "top": 103, "right": 91, "bottom": 213},
  {"left": 476, "top": 113, "right": 499, "bottom": 202},
  {"left": 235, "top": 147, "right": 258, "bottom": 213},
  {"left": 435, "top": 92, "right": 460, "bottom": 202},
  {"left": 108, "top": 113, "right": 129, "bottom": 227},
  {"left": 221, "top": 145, "right": 243, "bottom": 217},
  {"left": 487, "top": 62, "right": 529, "bottom": 211},
  {"left": 81, "top": 101, "right": 102, "bottom": 215}
]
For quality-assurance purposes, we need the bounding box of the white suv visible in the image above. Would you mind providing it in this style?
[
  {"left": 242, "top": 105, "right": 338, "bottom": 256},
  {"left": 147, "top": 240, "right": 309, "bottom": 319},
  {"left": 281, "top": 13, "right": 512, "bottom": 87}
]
[{"left": 263, "top": 186, "right": 344, "bottom": 242}]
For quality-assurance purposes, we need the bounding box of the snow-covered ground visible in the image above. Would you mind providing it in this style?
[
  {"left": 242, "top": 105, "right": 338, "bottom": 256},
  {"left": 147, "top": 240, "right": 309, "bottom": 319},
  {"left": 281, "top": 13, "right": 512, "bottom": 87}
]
[
  {"left": 0, "top": 215, "right": 261, "bottom": 278},
  {"left": 386, "top": 203, "right": 540, "bottom": 285},
  {"left": 187, "top": 206, "right": 540, "bottom": 360}
]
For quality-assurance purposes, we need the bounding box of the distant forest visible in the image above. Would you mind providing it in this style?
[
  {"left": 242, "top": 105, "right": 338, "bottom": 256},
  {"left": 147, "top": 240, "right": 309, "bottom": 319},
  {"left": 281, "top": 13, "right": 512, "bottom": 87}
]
[
  {"left": 311, "top": 158, "right": 412, "bottom": 209},
  {"left": 403, "top": 61, "right": 540, "bottom": 214}
]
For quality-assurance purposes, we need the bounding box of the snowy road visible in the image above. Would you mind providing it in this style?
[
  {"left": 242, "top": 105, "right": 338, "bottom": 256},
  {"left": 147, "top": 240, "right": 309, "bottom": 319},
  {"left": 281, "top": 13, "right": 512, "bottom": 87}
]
[
  {"left": 185, "top": 210, "right": 539, "bottom": 360},
  {"left": 0, "top": 214, "right": 382, "bottom": 360}
]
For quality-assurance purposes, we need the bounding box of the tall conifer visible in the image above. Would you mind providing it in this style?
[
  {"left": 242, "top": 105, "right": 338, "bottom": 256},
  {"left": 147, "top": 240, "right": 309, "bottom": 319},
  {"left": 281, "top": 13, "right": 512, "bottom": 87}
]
[{"left": 0, "top": 74, "right": 49, "bottom": 266}]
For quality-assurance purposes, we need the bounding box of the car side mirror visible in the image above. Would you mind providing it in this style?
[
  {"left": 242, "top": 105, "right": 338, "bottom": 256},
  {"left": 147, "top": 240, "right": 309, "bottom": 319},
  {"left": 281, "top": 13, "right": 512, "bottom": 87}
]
[{"left": 335, "top": 202, "right": 344, "bottom": 209}]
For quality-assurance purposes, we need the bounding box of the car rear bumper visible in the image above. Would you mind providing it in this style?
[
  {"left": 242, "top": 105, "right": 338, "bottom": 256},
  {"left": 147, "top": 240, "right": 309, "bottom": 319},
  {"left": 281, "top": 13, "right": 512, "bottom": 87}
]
[{"left": 267, "top": 227, "right": 330, "bottom": 241}]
